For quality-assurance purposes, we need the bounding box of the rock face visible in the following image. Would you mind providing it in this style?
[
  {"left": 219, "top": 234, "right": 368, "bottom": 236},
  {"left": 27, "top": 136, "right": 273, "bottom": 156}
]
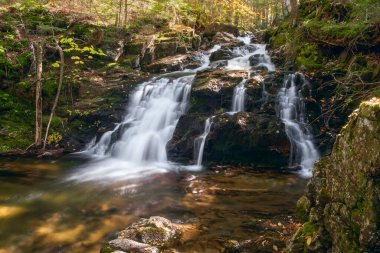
[
  {"left": 168, "top": 68, "right": 293, "bottom": 167},
  {"left": 101, "top": 216, "right": 181, "bottom": 253},
  {"left": 289, "top": 98, "right": 380, "bottom": 252}
]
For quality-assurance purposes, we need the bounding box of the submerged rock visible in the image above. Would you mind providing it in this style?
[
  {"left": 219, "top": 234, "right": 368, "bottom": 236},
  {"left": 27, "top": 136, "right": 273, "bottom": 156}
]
[{"left": 288, "top": 98, "right": 380, "bottom": 252}]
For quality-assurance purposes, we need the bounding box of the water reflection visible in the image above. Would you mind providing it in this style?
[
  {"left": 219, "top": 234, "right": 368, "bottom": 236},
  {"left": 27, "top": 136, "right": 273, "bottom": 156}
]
[{"left": 0, "top": 156, "right": 306, "bottom": 253}]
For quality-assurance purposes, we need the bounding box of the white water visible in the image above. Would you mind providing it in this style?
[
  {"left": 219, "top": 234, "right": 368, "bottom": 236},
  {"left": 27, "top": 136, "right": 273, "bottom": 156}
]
[
  {"left": 194, "top": 117, "right": 214, "bottom": 167},
  {"left": 194, "top": 41, "right": 276, "bottom": 167},
  {"left": 231, "top": 78, "right": 248, "bottom": 113},
  {"left": 277, "top": 73, "right": 319, "bottom": 177},
  {"left": 70, "top": 46, "right": 222, "bottom": 182},
  {"left": 226, "top": 44, "right": 275, "bottom": 72}
]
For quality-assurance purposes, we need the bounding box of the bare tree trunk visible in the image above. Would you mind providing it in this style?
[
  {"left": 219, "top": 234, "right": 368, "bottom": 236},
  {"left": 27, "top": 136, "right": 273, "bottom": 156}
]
[
  {"left": 118, "top": 0, "right": 123, "bottom": 29},
  {"left": 124, "top": 0, "right": 128, "bottom": 28},
  {"left": 43, "top": 44, "right": 64, "bottom": 151},
  {"left": 34, "top": 42, "right": 43, "bottom": 146},
  {"left": 290, "top": 0, "right": 298, "bottom": 27}
]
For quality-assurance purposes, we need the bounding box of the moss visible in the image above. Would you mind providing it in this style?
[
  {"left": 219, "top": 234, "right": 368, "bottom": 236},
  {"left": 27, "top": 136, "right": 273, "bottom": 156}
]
[
  {"left": 295, "top": 43, "right": 323, "bottom": 69},
  {"left": 295, "top": 196, "right": 311, "bottom": 221},
  {"left": 302, "top": 221, "right": 317, "bottom": 237},
  {"left": 99, "top": 244, "right": 113, "bottom": 253}
]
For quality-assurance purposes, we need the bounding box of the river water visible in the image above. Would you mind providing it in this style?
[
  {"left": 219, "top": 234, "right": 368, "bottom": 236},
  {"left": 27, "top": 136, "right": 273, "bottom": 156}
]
[{"left": 0, "top": 156, "right": 306, "bottom": 253}]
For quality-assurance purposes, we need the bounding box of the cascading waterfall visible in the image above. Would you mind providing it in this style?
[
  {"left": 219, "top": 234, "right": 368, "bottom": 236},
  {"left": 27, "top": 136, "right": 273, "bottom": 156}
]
[
  {"left": 69, "top": 46, "right": 221, "bottom": 182},
  {"left": 231, "top": 78, "right": 248, "bottom": 113},
  {"left": 277, "top": 73, "right": 319, "bottom": 177},
  {"left": 194, "top": 41, "right": 276, "bottom": 167}
]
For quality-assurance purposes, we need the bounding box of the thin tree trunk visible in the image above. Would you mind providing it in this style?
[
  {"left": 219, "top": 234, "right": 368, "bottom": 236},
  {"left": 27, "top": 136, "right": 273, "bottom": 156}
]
[
  {"left": 124, "top": 0, "right": 128, "bottom": 28},
  {"left": 290, "top": 0, "right": 298, "bottom": 27},
  {"left": 34, "top": 42, "right": 43, "bottom": 146},
  {"left": 43, "top": 44, "right": 64, "bottom": 151}
]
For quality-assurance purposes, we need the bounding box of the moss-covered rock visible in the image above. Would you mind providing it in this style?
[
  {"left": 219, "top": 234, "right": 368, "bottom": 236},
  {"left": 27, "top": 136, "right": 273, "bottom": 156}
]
[
  {"left": 100, "top": 216, "right": 181, "bottom": 253},
  {"left": 288, "top": 98, "right": 380, "bottom": 252}
]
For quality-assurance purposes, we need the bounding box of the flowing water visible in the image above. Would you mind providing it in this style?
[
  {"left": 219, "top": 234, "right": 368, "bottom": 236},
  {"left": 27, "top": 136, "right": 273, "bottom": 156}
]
[
  {"left": 0, "top": 37, "right": 320, "bottom": 253},
  {"left": 194, "top": 117, "right": 214, "bottom": 167},
  {"left": 0, "top": 156, "right": 307, "bottom": 253},
  {"left": 75, "top": 46, "right": 221, "bottom": 182},
  {"left": 194, "top": 42, "right": 276, "bottom": 167},
  {"left": 277, "top": 73, "right": 319, "bottom": 177}
]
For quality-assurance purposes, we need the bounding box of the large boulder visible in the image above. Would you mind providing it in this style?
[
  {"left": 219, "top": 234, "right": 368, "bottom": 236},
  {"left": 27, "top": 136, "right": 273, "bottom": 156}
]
[
  {"left": 288, "top": 98, "right": 380, "bottom": 252},
  {"left": 210, "top": 48, "right": 234, "bottom": 62},
  {"left": 189, "top": 69, "right": 249, "bottom": 114},
  {"left": 168, "top": 112, "right": 290, "bottom": 167},
  {"left": 204, "top": 112, "right": 290, "bottom": 166}
]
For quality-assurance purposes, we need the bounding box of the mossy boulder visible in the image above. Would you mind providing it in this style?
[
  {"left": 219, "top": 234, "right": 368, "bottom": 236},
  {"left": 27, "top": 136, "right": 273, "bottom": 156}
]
[
  {"left": 288, "top": 98, "right": 380, "bottom": 252},
  {"left": 100, "top": 216, "right": 181, "bottom": 253}
]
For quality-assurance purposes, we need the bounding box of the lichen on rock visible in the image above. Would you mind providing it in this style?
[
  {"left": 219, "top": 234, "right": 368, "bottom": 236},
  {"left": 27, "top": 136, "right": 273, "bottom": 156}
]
[{"left": 288, "top": 98, "right": 380, "bottom": 252}]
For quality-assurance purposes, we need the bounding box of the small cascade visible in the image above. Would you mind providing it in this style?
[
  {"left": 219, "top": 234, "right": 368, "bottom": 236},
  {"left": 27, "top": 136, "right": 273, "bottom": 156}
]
[
  {"left": 194, "top": 117, "right": 214, "bottom": 167},
  {"left": 231, "top": 77, "right": 248, "bottom": 113},
  {"left": 277, "top": 73, "right": 319, "bottom": 177},
  {"left": 226, "top": 44, "right": 275, "bottom": 72}
]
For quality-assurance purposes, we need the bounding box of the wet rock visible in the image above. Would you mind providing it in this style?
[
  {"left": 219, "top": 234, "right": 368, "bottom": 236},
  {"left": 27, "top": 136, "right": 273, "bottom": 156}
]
[
  {"left": 100, "top": 238, "right": 159, "bottom": 253},
  {"left": 118, "top": 216, "right": 180, "bottom": 247},
  {"left": 288, "top": 98, "right": 380, "bottom": 252},
  {"left": 206, "top": 112, "right": 290, "bottom": 166},
  {"left": 249, "top": 54, "right": 265, "bottom": 66},
  {"left": 169, "top": 112, "right": 290, "bottom": 166},
  {"left": 189, "top": 69, "right": 248, "bottom": 114},
  {"left": 210, "top": 48, "right": 234, "bottom": 62}
]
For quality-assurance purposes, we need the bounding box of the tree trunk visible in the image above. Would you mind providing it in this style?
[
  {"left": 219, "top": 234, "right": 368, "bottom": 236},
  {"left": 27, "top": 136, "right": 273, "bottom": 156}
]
[
  {"left": 290, "top": 0, "right": 298, "bottom": 27},
  {"left": 34, "top": 42, "right": 43, "bottom": 146},
  {"left": 43, "top": 44, "right": 64, "bottom": 151}
]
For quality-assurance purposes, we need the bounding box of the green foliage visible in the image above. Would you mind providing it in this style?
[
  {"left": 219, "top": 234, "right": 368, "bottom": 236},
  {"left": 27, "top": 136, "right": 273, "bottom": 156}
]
[
  {"left": 302, "top": 222, "right": 317, "bottom": 237},
  {"left": 295, "top": 43, "right": 323, "bottom": 69},
  {"left": 47, "top": 132, "right": 62, "bottom": 145}
]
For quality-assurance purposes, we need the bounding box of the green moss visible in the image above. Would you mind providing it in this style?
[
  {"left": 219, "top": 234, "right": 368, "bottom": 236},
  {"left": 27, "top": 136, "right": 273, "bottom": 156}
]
[
  {"left": 295, "top": 43, "right": 323, "bottom": 69},
  {"left": 99, "top": 244, "right": 113, "bottom": 253},
  {"left": 302, "top": 222, "right": 317, "bottom": 237}
]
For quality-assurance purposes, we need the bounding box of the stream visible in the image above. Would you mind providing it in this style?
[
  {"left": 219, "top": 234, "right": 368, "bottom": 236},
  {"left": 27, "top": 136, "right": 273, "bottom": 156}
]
[
  {"left": 0, "top": 36, "right": 317, "bottom": 253},
  {"left": 0, "top": 156, "right": 307, "bottom": 253}
]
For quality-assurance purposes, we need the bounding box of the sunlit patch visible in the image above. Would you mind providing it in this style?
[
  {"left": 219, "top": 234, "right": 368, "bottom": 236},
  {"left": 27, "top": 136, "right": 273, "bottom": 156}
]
[{"left": 0, "top": 206, "right": 25, "bottom": 218}]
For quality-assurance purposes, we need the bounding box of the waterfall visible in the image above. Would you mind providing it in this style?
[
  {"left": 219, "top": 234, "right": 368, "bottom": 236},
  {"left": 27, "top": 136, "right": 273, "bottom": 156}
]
[
  {"left": 226, "top": 44, "right": 275, "bottom": 72},
  {"left": 194, "top": 117, "right": 214, "bottom": 167},
  {"left": 69, "top": 46, "right": 222, "bottom": 182},
  {"left": 277, "top": 73, "right": 319, "bottom": 177},
  {"left": 231, "top": 78, "right": 248, "bottom": 113},
  {"left": 194, "top": 41, "right": 276, "bottom": 166}
]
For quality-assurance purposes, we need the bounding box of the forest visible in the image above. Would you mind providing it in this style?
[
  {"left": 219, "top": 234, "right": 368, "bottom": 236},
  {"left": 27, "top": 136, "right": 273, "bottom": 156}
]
[{"left": 0, "top": 0, "right": 379, "bottom": 252}]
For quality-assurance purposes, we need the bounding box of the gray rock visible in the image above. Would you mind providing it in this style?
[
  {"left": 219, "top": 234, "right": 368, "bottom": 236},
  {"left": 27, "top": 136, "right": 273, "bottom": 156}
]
[{"left": 101, "top": 238, "right": 159, "bottom": 253}]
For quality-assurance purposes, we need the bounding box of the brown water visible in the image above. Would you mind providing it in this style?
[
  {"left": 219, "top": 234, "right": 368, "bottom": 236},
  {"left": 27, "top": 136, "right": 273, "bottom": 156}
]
[{"left": 0, "top": 155, "right": 307, "bottom": 253}]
